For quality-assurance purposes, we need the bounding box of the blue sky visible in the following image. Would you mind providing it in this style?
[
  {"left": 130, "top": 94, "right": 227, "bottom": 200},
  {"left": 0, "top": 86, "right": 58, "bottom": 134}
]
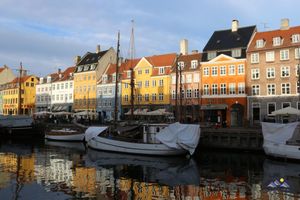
[{"left": 1, "top": 0, "right": 300, "bottom": 76}]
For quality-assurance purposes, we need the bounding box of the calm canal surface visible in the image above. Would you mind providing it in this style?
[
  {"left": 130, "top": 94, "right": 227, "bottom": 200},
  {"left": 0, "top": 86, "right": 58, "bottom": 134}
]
[{"left": 0, "top": 139, "right": 300, "bottom": 200}]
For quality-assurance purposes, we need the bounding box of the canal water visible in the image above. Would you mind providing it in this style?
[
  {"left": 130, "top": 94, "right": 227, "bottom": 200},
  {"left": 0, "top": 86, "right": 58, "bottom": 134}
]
[{"left": 0, "top": 139, "right": 300, "bottom": 199}]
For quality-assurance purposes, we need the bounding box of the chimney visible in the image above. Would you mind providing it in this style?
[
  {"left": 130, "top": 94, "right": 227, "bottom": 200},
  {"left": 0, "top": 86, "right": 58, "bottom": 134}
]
[
  {"left": 118, "top": 57, "right": 124, "bottom": 66},
  {"left": 280, "top": 18, "right": 289, "bottom": 30},
  {"left": 58, "top": 68, "right": 61, "bottom": 74},
  {"left": 40, "top": 77, "right": 44, "bottom": 84},
  {"left": 74, "top": 56, "right": 81, "bottom": 65},
  {"left": 191, "top": 50, "right": 199, "bottom": 54},
  {"left": 180, "top": 39, "right": 188, "bottom": 55},
  {"left": 232, "top": 20, "right": 239, "bottom": 32},
  {"left": 96, "top": 45, "right": 101, "bottom": 53}
]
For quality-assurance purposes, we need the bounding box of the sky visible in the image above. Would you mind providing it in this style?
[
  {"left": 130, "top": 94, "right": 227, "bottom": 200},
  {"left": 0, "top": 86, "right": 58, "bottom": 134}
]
[{"left": 1, "top": 0, "right": 300, "bottom": 77}]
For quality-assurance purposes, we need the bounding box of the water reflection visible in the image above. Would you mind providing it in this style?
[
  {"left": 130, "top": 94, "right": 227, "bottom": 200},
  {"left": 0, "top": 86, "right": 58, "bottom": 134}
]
[{"left": 0, "top": 140, "right": 300, "bottom": 199}]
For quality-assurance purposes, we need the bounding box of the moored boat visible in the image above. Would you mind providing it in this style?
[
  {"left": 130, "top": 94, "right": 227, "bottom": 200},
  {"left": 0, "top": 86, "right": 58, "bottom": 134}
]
[
  {"left": 45, "top": 128, "right": 85, "bottom": 141},
  {"left": 85, "top": 122, "right": 200, "bottom": 156}
]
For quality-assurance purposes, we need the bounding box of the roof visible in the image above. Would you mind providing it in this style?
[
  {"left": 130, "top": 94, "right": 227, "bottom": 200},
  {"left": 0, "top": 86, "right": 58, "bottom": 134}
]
[
  {"left": 75, "top": 50, "right": 109, "bottom": 73},
  {"left": 247, "top": 26, "right": 300, "bottom": 52},
  {"left": 10, "top": 75, "right": 32, "bottom": 84},
  {"left": 121, "top": 58, "right": 141, "bottom": 80},
  {"left": 56, "top": 66, "right": 75, "bottom": 82},
  {"left": 0, "top": 68, "right": 5, "bottom": 73},
  {"left": 98, "top": 62, "right": 126, "bottom": 84},
  {"left": 203, "top": 25, "right": 256, "bottom": 51},
  {"left": 145, "top": 53, "right": 177, "bottom": 67},
  {"left": 171, "top": 53, "right": 202, "bottom": 73}
]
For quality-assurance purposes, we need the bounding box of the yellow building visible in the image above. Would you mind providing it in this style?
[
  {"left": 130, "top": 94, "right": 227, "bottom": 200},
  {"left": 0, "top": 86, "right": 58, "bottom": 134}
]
[
  {"left": 73, "top": 46, "right": 116, "bottom": 115},
  {"left": 121, "top": 53, "right": 176, "bottom": 114},
  {"left": 2, "top": 75, "right": 38, "bottom": 115}
]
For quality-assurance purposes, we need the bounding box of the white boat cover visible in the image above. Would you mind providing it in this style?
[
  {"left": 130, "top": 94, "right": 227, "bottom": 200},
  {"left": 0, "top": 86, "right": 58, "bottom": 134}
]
[
  {"left": 85, "top": 126, "right": 109, "bottom": 142},
  {"left": 261, "top": 122, "right": 299, "bottom": 144},
  {"left": 0, "top": 115, "right": 33, "bottom": 127},
  {"left": 155, "top": 122, "right": 200, "bottom": 155}
]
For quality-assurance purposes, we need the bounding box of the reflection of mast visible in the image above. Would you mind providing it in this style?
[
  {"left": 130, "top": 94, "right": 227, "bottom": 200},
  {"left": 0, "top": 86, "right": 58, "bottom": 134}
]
[
  {"left": 13, "top": 156, "right": 23, "bottom": 200},
  {"left": 129, "top": 20, "right": 135, "bottom": 120}
]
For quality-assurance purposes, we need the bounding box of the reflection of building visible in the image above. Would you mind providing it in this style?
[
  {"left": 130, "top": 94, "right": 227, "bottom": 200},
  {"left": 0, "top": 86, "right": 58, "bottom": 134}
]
[
  {"left": 73, "top": 45, "right": 116, "bottom": 115},
  {"left": 2, "top": 75, "right": 38, "bottom": 115},
  {"left": 201, "top": 20, "right": 256, "bottom": 127},
  {"left": 73, "top": 167, "right": 96, "bottom": 196},
  {"left": 247, "top": 19, "right": 300, "bottom": 126},
  {"left": 171, "top": 39, "right": 202, "bottom": 122}
]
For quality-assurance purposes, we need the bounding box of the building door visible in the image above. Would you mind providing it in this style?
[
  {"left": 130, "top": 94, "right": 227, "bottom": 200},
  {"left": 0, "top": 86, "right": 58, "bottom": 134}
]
[
  {"left": 252, "top": 103, "right": 260, "bottom": 125},
  {"left": 231, "top": 103, "right": 244, "bottom": 127}
]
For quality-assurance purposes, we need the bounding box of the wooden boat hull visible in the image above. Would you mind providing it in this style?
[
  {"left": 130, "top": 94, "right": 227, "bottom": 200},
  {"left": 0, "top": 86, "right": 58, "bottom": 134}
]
[
  {"left": 45, "top": 130, "right": 85, "bottom": 141},
  {"left": 87, "top": 136, "right": 187, "bottom": 156},
  {"left": 263, "top": 141, "right": 300, "bottom": 160}
]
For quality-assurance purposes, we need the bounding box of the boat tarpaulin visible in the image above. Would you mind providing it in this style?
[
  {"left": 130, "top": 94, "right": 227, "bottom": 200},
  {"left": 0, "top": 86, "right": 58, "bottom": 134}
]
[
  {"left": 85, "top": 126, "right": 109, "bottom": 142},
  {"left": 261, "top": 122, "right": 299, "bottom": 144},
  {"left": 155, "top": 122, "right": 200, "bottom": 155}
]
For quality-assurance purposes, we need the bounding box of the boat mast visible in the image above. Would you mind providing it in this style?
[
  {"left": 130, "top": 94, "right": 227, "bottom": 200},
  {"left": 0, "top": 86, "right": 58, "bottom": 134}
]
[
  {"left": 175, "top": 54, "right": 181, "bottom": 122},
  {"left": 129, "top": 20, "right": 135, "bottom": 121},
  {"left": 114, "top": 31, "right": 120, "bottom": 129},
  {"left": 18, "top": 62, "right": 23, "bottom": 115}
]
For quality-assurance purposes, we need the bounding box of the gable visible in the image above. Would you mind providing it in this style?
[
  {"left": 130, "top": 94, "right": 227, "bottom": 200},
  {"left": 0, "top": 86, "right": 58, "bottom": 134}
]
[
  {"left": 208, "top": 54, "right": 237, "bottom": 63},
  {"left": 134, "top": 57, "right": 152, "bottom": 70}
]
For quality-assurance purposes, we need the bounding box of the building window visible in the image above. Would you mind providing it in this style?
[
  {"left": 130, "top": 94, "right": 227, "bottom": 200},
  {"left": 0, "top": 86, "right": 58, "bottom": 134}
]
[
  {"left": 124, "top": 95, "right": 128, "bottom": 102},
  {"left": 238, "top": 83, "right": 245, "bottom": 94},
  {"left": 186, "top": 89, "right": 192, "bottom": 98},
  {"left": 194, "top": 73, "right": 199, "bottom": 82},
  {"left": 266, "top": 68, "right": 275, "bottom": 79},
  {"left": 281, "top": 83, "right": 290, "bottom": 95},
  {"left": 178, "top": 62, "right": 184, "bottom": 70},
  {"left": 137, "top": 94, "right": 142, "bottom": 102},
  {"left": 158, "top": 67, "right": 165, "bottom": 74},
  {"left": 252, "top": 85, "right": 260, "bottom": 96},
  {"left": 152, "top": 93, "right": 156, "bottom": 101},
  {"left": 127, "top": 71, "right": 131, "bottom": 78},
  {"left": 125, "top": 83, "right": 129, "bottom": 88},
  {"left": 159, "top": 93, "right": 164, "bottom": 101},
  {"left": 237, "top": 64, "right": 244, "bottom": 75},
  {"left": 191, "top": 60, "right": 198, "bottom": 69},
  {"left": 251, "top": 69, "right": 260, "bottom": 80},
  {"left": 228, "top": 65, "right": 235, "bottom": 75},
  {"left": 266, "top": 51, "right": 275, "bottom": 62},
  {"left": 171, "top": 75, "right": 176, "bottom": 84},
  {"left": 292, "top": 34, "right": 300, "bottom": 43},
  {"left": 152, "top": 80, "right": 156, "bottom": 87},
  {"left": 229, "top": 83, "right": 235, "bottom": 94},
  {"left": 172, "top": 90, "right": 176, "bottom": 99},
  {"left": 251, "top": 53, "right": 259, "bottom": 63},
  {"left": 207, "top": 51, "right": 216, "bottom": 60},
  {"left": 267, "top": 103, "right": 276, "bottom": 115},
  {"left": 203, "top": 84, "right": 209, "bottom": 95},
  {"left": 159, "top": 79, "right": 164, "bottom": 87},
  {"left": 181, "top": 89, "right": 185, "bottom": 98},
  {"left": 112, "top": 74, "right": 116, "bottom": 82},
  {"left": 220, "top": 66, "right": 226, "bottom": 76},
  {"left": 267, "top": 84, "right": 276, "bottom": 95},
  {"left": 295, "top": 48, "right": 300, "bottom": 59},
  {"left": 280, "top": 49, "right": 289, "bottom": 60},
  {"left": 138, "top": 70, "right": 142, "bottom": 75},
  {"left": 180, "top": 75, "right": 185, "bottom": 83},
  {"left": 145, "top": 69, "right": 149, "bottom": 74},
  {"left": 211, "top": 66, "right": 218, "bottom": 76},
  {"left": 281, "top": 66, "right": 290, "bottom": 77},
  {"left": 273, "top": 37, "right": 281, "bottom": 46},
  {"left": 220, "top": 83, "right": 226, "bottom": 95},
  {"left": 194, "top": 89, "right": 199, "bottom": 98},
  {"left": 145, "top": 94, "right": 149, "bottom": 101},
  {"left": 70, "top": 82, "right": 73, "bottom": 88},
  {"left": 282, "top": 102, "right": 291, "bottom": 108},
  {"left": 102, "top": 75, "right": 107, "bottom": 83},
  {"left": 256, "top": 39, "right": 264, "bottom": 48},
  {"left": 212, "top": 84, "right": 218, "bottom": 95},
  {"left": 186, "top": 74, "right": 192, "bottom": 83},
  {"left": 137, "top": 81, "right": 142, "bottom": 88},
  {"left": 232, "top": 48, "right": 241, "bottom": 57},
  {"left": 296, "top": 64, "right": 300, "bottom": 76},
  {"left": 203, "top": 67, "right": 209, "bottom": 76},
  {"left": 145, "top": 80, "right": 149, "bottom": 88}
]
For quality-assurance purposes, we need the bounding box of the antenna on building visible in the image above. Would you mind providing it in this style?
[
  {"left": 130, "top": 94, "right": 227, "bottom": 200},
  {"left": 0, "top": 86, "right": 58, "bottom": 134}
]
[{"left": 261, "top": 22, "right": 270, "bottom": 31}]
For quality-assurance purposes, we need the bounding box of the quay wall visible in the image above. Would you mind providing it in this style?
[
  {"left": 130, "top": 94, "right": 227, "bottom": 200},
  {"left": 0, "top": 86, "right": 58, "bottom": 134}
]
[{"left": 199, "top": 127, "right": 263, "bottom": 151}]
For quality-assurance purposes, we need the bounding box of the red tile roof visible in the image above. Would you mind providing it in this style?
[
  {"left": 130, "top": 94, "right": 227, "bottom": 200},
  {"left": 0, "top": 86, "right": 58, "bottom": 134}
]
[
  {"left": 248, "top": 26, "right": 300, "bottom": 52},
  {"left": 145, "top": 53, "right": 177, "bottom": 67},
  {"left": 10, "top": 75, "right": 32, "bottom": 84},
  {"left": 171, "top": 53, "right": 202, "bottom": 73},
  {"left": 121, "top": 59, "right": 141, "bottom": 79},
  {"left": 0, "top": 67, "right": 5, "bottom": 73}
]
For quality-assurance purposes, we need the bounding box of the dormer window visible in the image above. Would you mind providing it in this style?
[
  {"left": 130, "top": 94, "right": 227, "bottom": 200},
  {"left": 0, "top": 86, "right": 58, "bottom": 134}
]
[
  {"left": 231, "top": 48, "right": 241, "bottom": 58},
  {"left": 90, "top": 64, "right": 96, "bottom": 70},
  {"left": 273, "top": 37, "right": 282, "bottom": 46},
  {"left": 84, "top": 65, "right": 89, "bottom": 71},
  {"left": 112, "top": 74, "right": 116, "bottom": 82},
  {"left": 178, "top": 62, "right": 184, "bottom": 70},
  {"left": 159, "top": 67, "right": 165, "bottom": 74},
  {"left": 191, "top": 60, "right": 198, "bottom": 69},
  {"left": 207, "top": 51, "right": 216, "bottom": 60},
  {"left": 127, "top": 71, "right": 131, "bottom": 78},
  {"left": 77, "top": 66, "right": 83, "bottom": 72},
  {"left": 102, "top": 75, "right": 108, "bottom": 83},
  {"left": 256, "top": 39, "right": 264, "bottom": 48},
  {"left": 39, "top": 77, "right": 44, "bottom": 84},
  {"left": 292, "top": 34, "right": 300, "bottom": 43},
  {"left": 47, "top": 76, "right": 51, "bottom": 83}
]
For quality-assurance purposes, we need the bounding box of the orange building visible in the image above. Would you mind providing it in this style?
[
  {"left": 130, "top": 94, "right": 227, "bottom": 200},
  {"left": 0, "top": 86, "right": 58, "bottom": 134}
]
[{"left": 200, "top": 20, "right": 256, "bottom": 127}]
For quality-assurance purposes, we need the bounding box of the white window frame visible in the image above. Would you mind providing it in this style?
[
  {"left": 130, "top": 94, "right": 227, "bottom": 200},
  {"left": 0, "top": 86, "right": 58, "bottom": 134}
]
[
  {"left": 256, "top": 39, "right": 264, "bottom": 48},
  {"left": 220, "top": 66, "right": 226, "bottom": 76},
  {"left": 281, "top": 66, "right": 290, "bottom": 77},
  {"left": 292, "top": 34, "right": 300, "bottom": 43},
  {"left": 191, "top": 60, "right": 198, "bottom": 69},
  {"left": 194, "top": 89, "right": 199, "bottom": 98},
  {"left": 172, "top": 90, "right": 176, "bottom": 99},
  {"left": 211, "top": 66, "right": 218, "bottom": 76},
  {"left": 229, "top": 83, "right": 236, "bottom": 94},
  {"left": 238, "top": 82, "right": 245, "bottom": 94},
  {"left": 212, "top": 84, "right": 218, "bottom": 95},
  {"left": 193, "top": 73, "right": 199, "bottom": 83},
  {"left": 251, "top": 68, "right": 260, "bottom": 80},
  {"left": 127, "top": 71, "right": 131, "bottom": 78},
  {"left": 158, "top": 93, "right": 164, "bottom": 101},
  {"left": 186, "top": 74, "right": 192, "bottom": 83},
  {"left": 251, "top": 53, "right": 259, "bottom": 64},
  {"left": 159, "top": 79, "right": 164, "bottom": 87},
  {"left": 186, "top": 89, "right": 192, "bottom": 98},
  {"left": 266, "top": 67, "right": 275, "bottom": 79},
  {"left": 267, "top": 84, "right": 276, "bottom": 95},
  {"left": 145, "top": 69, "right": 150, "bottom": 74},
  {"left": 281, "top": 83, "right": 290, "bottom": 95},
  {"left": 228, "top": 65, "right": 235, "bottom": 75},
  {"left": 178, "top": 62, "right": 184, "bottom": 70},
  {"left": 203, "top": 67, "right": 209, "bottom": 76},
  {"left": 252, "top": 84, "right": 260, "bottom": 96},
  {"left": 171, "top": 75, "right": 176, "bottom": 84},
  {"left": 280, "top": 49, "right": 289, "bottom": 60},
  {"left": 158, "top": 67, "right": 165, "bottom": 75},
  {"left": 237, "top": 64, "right": 244, "bottom": 75},
  {"left": 207, "top": 51, "right": 216, "bottom": 60},
  {"left": 295, "top": 48, "right": 300, "bottom": 59},
  {"left": 266, "top": 51, "right": 275, "bottom": 62},
  {"left": 220, "top": 83, "right": 226, "bottom": 95},
  {"left": 273, "top": 37, "right": 281, "bottom": 46},
  {"left": 203, "top": 84, "right": 209, "bottom": 95},
  {"left": 145, "top": 80, "right": 149, "bottom": 88},
  {"left": 232, "top": 48, "right": 241, "bottom": 57}
]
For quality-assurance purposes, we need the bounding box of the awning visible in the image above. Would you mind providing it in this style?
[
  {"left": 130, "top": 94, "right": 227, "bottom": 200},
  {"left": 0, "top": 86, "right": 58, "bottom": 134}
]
[{"left": 200, "top": 104, "right": 228, "bottom": 110}]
